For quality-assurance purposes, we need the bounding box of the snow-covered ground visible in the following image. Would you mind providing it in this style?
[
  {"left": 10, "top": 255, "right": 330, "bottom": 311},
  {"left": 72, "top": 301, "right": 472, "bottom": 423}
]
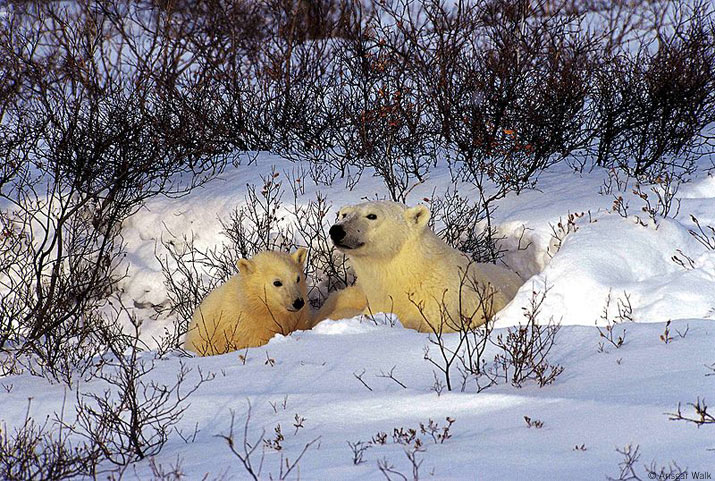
[{"left": 2, "top": 154, "right": 714, "bottom": 479}]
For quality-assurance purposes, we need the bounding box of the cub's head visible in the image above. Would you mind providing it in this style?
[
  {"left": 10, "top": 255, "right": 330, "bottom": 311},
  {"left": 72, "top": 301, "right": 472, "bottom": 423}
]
[
  {"left": 237, "top": 248, "right": 308, "bottom": 314},
  {"left": 329, "top": 201, "right": 430, "bottom": 259}
]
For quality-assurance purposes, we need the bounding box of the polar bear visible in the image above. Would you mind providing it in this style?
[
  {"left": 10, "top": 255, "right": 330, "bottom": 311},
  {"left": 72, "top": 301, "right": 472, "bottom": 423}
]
[
  {"left": 315, "top": 202, "right": 522, "bottom": 332},
  {"left": 184, "top": 249, "right": 310, "bottom": 356}
]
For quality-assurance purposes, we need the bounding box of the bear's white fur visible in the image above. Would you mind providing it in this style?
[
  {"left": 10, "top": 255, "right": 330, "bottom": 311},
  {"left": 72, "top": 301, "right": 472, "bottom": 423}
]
[
  {"left": 184, "top": 249, "right": 310, "bottom": 356},
  {"left": 316, "top": 202, "right": 522, "bottom": 332}
]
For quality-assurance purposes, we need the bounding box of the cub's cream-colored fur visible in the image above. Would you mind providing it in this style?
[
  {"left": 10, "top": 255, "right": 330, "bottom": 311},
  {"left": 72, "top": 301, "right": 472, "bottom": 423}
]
[
  {"left": 316, "top": 202, "right": 522, "bottom": 332},
  {"left": 184, "top": 249, "right": 310, "bottom": 356}
]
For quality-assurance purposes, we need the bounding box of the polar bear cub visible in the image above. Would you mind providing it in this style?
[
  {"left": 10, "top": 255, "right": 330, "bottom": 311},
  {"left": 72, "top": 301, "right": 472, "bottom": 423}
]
[
  {"left": 184, "top": 249, "right": 310, "bottom": 356},
  {"left": 316, "top": 201, "right": 522, "bottom": 332}
]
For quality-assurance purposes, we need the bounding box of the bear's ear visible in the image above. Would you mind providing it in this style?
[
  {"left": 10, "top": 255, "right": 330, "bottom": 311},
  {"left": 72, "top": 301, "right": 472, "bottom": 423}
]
[
  {"left": 237, "top": 258, "right": 255, "bottom": 275},
  {"left": 291, "top": 247, "right": 307, "bottom": 266},
  {"left": 404, "top": 204, "right": 431, "bottom": 228}
]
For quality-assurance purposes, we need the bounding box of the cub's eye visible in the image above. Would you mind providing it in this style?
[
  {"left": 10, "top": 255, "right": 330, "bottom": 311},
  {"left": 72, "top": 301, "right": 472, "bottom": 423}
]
[
  {"left": 366, "top": 214, "right": 377, "bottom": 220},
  {"left": 273, "top": 280, "right": 283, "bottom": 287},
  {"left": 341, "top": 213, "right": 347, "bottom": 219},
  {"left": 296, "top": 275, "right": 300, "bottom": 283}
]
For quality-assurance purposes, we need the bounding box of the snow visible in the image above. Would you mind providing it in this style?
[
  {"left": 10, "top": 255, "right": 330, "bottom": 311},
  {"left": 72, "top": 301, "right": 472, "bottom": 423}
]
[
  {"left": 3, "top": 153, "right": 715, "bottom": 479},
  {"left": 2, "top": 318, "right": 712, "bottom": 479}
]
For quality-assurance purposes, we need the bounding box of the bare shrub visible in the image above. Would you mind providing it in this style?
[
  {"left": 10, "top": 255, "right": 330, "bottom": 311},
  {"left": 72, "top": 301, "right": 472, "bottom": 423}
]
[
  {"left": 607, "top": 444, "right": 643, "bottom": 481},
  {"left": 64, "top": 316, "right": 215, "bottom": 467},
  {"left": 688, "top": 215, "right": 715, "bottom": 250},
  {"left": 419, "top": 275, "right": 561, "bottom": 392},
  {"left": 0, "top": 0, "right": 235, "bottom": 381},
  {"left": 523, "top": 416, "right": 544, "bottom": 429},
  {"left": 429, "top": 189, "right": 504, "bottom": 263},
  {"left": 590, "top": 1, "right": 715, "bottom": 183},
  {"left": 347, "top": 418, "right": 455, "bottom": 478},
  {"left": 419, "top": 417, "right": 454, "bottom": 444},
  {"left": 347, "top": 440, "right": 372, "bottom": 465},
  {"left": 218, "top": 401, "right": 320, "bottom": 481},
  {"left": 145, "top": 455, "right": 192, "bottom": 481},
  {"left": 424, "top": 0, "right": 594, "bottom": 259},
  {"left": 658, "top": 320, "right": 688, "bottom": 344},
  {"left": 667, "top": 397, "right": 715, "bottom": 427},
  {"left": 0, "top": 400, "right": 99, "bottom": 481},
  {"left": 287, "top": 176, "right": 355, "bottom": 308},
  {"left": 377, "top": 430, "right": 424, "bottom": 481},
  {"left": 415, "top": 261, "right": 504, "bottom": 392},
  {"left": 492, "top": 287, "right": 563, "bottom": 388},
  {"left": 376, "top": 366, "right": 408, "bottom": 389},
  {"left": 596, "top": 290, "right": 633, "bottom": 352},
  {"left": 547, "top": 211, "right": 586, "bottom": 258},
  {"left": 607, "top": 444, "right": 687, "bottom": 481}
]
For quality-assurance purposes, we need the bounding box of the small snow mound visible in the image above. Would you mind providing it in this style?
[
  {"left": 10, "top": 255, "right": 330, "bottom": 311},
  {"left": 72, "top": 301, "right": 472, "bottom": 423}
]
[
  {"left": 679, "top": 173, "right": 715, "bottom": 199},
  {"left": 311, "top": 314, "right": 402, "bottom": 335}
]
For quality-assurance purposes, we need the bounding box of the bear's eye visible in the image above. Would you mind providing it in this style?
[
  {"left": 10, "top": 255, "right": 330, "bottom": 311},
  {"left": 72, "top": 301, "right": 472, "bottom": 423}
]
[
  {"left": 341, "top": 213, "right": 347, "bottom": 219},
  {"left": 366, "top": 213, "right": 377, "bottom": 220},
  {"left": 273, "top": 280, "right": 282, "bottom": 287}
]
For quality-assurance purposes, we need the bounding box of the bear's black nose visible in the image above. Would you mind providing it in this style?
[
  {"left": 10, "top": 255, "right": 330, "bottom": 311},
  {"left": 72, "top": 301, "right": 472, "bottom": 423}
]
[
  {"left": 293, "top": 298, "right": 305, "bottom": 310},
  {"left": 329, "top": 224, "right": 345, "bottom": 242}
]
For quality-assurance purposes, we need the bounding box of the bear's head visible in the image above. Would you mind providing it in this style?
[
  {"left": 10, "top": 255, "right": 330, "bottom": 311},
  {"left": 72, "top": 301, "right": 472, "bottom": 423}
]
[
  {"left": 329, "top": 201, "right": 431, "bottom": 259},
  {"left": 237, "top": 248, "right": 308, "bottom": 314}
]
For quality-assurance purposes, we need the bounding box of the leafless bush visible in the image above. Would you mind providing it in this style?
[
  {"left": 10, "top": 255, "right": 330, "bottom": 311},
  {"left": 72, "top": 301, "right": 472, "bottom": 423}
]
[
  {"left": 0, "top": 0, "right": 238, "bottom": 380},
  {"left": 63, "top": 315, "right": 215, "bottom": 467},
  {"left": 417, "top": 264, "right": 501, "bottom": 392},
  {"left": 659, "top": 320, "right": 688, "bottom": 344},
  {"left": 523, "top": 416, "right": 544, "bottom": 429},
  {"left": 426, "top": 0, "right": 594, "bottom": 253},
  {"left": 596, "top": 290, "right": 633, "bottom": 352},
  {"left": 419, "top": 417, "right": 454, "bottom": 444},
  {"left": 429, "top": 189, "right": 504, "bottom": 263},
  {"left": 420, "top": 276, "right": 561, "bottom": 392},
  {"left": 377, "top": 429, "right": 424, "bottom": 481},
  {"left": 547, "top": 211, "right": 586, "bottom": 258},
  {"left": 492, "top": 287, "right": 563, "bottom": 388},
  {"left": 607, "top": 444, "right": 644, "bottom": 481},
  {"left": 377, "top": 366, "right": 408, "bottom": 389},
  {"left": 272, "top": 0, "right": 604, "bottom": 241},
  {"left": 688, "top": 215, "right": 715, "bottom": 250},
  {"left": 0, "top": 400, "right": 99, "bottom": 481},
  {"left": 218, "top": 401, "right": 320, "bottom": 481},
  {"left": 347, "top": 418, "right": 455, "bottom": 478},
  {"left": 607, "top": 444, "right": 686, "bottom": 481},
  {"left": 347, "top": 440, "right": 372, "bottom": 465},
  {"left": 590, "top": 1, "right": 715, "bottom": 184},
  {"left": 145, "top": 455, "right": 190, "bottom": 481},
  {"left": 667, "top": 397, "right": 715, "bottom": 427},
  {"left": 287, "top": 175, "right": 355, "bottom": 307},
  {"left": 1, "top": 317, "right": 200, "bottom": 477}
]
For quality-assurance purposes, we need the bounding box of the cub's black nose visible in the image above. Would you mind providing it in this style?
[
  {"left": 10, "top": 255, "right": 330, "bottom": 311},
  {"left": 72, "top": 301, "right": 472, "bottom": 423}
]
[
  {"left": 329, "top": 224, "right": 345, "bottom": 242},
  {"left": 293, "top": 298, "right": 305, "bottom": 310}
]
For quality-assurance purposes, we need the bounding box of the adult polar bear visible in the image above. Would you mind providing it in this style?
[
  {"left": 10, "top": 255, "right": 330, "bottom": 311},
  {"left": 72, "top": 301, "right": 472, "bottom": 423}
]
[{"left": 316, "top": 201, "right": 522, "bottom": 332}]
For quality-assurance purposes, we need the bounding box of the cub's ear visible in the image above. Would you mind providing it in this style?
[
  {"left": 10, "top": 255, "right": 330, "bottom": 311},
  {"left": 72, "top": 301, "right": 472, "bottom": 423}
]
[
  {"left": 237, "top": 258, "right": 255, "bottom": 275},
  {"left": 404, "top": 204, "right": 431, "bottom": 228},
  {"left": 291, "top": 247, "right": 307, "bottom": 266}
]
